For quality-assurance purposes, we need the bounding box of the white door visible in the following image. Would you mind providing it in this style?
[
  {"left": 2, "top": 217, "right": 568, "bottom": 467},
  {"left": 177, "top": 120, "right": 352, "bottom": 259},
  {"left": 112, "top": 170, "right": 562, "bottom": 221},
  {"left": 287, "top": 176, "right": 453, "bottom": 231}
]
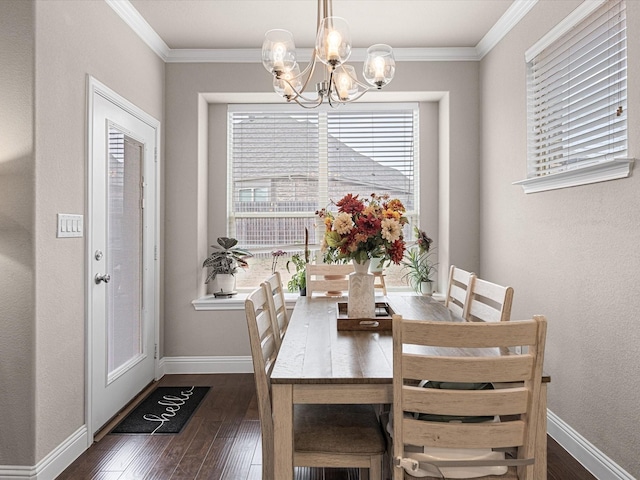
[{"left": 88, "top": 78, "right": 160, "bottom": 436}]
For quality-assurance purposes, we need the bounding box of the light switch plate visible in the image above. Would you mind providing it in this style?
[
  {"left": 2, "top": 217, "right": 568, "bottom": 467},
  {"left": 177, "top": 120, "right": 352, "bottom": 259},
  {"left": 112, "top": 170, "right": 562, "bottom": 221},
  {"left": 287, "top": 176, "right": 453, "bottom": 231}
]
[{"left": 57, "top": 214, "right": 84, "bottom": 238}]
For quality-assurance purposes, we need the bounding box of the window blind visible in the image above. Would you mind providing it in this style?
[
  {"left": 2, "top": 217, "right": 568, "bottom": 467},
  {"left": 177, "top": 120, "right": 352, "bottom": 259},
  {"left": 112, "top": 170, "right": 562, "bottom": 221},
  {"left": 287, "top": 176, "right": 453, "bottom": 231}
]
[
  {"left": 327, "top": 109, "right": 417, "bottom": 212},
  {"left": 526, "top": 0, "right": 627, "bottom": 177},
  {"left": 228, "top": 104, "right": 418, "bottom": 249},
  {"left": 229, "top": 110, "right": 319, "bottom": 248}
]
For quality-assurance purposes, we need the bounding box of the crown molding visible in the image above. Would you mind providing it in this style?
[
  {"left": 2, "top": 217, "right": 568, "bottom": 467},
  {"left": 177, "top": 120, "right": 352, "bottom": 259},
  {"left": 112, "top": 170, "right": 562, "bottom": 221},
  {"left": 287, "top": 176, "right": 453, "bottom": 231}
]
[
  {"left": 476, "top": 0, "right": 538, "bottom": 59},
  {"left": 165, "top": 47, "right": 481, "bottom": 63},
  {"left": 107, "top": 0, "right": 538, "bottom": 64},
  {"left": 105, "top": 0, "right": 170, "bottom": 61},
  {"left": 391, "top": 47, "right": 479, "bottom": 62}
]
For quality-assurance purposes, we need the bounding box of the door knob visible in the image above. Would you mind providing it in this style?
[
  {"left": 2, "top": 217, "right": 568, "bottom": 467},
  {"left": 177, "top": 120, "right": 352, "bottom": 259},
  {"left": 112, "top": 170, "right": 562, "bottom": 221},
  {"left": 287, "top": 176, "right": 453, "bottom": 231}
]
[{"left": 95, "top": 273, "right": 111, "bottom": 284}]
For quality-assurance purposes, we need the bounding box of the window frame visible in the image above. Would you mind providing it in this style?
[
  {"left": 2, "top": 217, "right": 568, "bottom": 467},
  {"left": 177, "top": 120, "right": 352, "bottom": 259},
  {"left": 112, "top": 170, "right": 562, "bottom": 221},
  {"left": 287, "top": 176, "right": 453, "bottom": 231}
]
[
  {"left": 514, "top": 0, "right": 634, "bottom": 194},
  {"left": 226, "top": 102, "right": 420, "bottom": 290}
]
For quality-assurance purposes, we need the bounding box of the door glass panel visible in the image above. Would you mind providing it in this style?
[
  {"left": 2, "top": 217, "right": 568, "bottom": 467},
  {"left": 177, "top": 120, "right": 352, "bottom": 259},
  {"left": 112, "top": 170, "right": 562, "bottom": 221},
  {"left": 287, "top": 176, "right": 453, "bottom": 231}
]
[{"left": 107, "top": 127, "right": 143, "bottom": 375}]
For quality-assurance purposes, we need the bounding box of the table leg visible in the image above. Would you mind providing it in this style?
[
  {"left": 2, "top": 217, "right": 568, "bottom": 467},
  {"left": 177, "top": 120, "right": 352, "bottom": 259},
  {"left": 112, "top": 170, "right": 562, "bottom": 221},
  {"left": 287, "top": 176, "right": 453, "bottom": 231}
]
[{"left": 272, "top": 384, "right": 294, "bottom": 480}]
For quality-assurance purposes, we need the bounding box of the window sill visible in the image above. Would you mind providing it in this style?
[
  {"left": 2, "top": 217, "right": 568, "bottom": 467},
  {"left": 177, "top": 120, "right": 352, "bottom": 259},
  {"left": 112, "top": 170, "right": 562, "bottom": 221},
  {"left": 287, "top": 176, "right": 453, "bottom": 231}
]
[
  {"left": 513, "top": 158, "right": 634, "bottom": 194},
  {"left": 192, "top": 292, "right": 299, "bottom": 311},
  {"left": 192, "top": 290, "right": 444, "bottom": 311}
]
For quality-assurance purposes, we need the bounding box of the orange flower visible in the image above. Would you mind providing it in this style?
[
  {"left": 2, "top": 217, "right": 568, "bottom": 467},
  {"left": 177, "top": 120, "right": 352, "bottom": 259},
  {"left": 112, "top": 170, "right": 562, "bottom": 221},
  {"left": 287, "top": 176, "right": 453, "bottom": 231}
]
[
  {"left": 383, "top": 209, "right": 401, "bottom": 220},
  {"left": 385, "top": 198, "right": 405, "bottom": 213}
]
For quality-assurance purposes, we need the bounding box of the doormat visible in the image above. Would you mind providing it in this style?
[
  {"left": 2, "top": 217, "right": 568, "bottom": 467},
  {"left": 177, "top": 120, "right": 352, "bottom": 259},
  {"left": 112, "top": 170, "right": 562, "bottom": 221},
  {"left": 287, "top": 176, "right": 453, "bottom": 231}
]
[{"left": 111, "top": 386, "right": 210, "bottom": 434}]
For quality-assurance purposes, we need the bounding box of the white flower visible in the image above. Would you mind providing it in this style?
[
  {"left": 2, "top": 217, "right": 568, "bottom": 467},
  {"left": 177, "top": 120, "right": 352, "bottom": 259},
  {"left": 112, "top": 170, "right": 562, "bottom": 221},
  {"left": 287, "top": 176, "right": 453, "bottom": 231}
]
[
  {"left": 333, "top": 213, "right": 354, "bottom": 235},
  {"left": 381, "top": 218, "right": 401, "bottom": 243}
]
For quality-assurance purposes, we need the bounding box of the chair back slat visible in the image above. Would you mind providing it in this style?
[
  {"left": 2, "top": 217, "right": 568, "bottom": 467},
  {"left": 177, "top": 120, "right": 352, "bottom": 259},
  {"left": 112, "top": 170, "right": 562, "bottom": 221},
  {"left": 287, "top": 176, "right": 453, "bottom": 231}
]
[
  {"left": 402, "top": 355, "right": 535, "bottom": 384},
  {"left": 468, "top": 299, "right": 503, "bottom": 322},
  {"left": 262, "top": 272, "right": 289, "bottom": 348},
  {"left": 400, "top": 318, "right": 539, "bottom": 348},
  {"left": 447, "top": 285, "right": 467, "bottom": 317},
  {"left": 403, "top": 417, "right": 526, "bottom": 450},
  {"left": 467, "top": 277, "right": 514, "bottom": 323},
  {"left": 444, "top": 265, "right": 475, "bottom": 319},
  {"left": 306, "top": 264, "right": 354, "bottom": 297},
  {"left": 402, "top": 385, "right": 529, "bottom": 417}
]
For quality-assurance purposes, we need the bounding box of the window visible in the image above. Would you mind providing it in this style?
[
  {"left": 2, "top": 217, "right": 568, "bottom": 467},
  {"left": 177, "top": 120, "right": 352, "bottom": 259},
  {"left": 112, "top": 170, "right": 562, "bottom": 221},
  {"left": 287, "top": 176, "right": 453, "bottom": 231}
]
[
  {"left": 238, "top": 187, "right": 268, "bottom": 202},
  {"left": 228, "top": 103, "right": 419, "bottom": 289},
  {"left": 516, "top": 0, "right": 632, "bottom": 193}
]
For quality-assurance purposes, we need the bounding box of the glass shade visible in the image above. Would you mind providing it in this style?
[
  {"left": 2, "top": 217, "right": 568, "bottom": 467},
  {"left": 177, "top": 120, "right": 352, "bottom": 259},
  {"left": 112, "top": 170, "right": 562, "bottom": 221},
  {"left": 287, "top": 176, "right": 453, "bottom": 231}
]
[
  {"left": 273, "top": 64, "right": 302, "bottom": 99},
  {"left": 315, "top": 17, "right": 351, "bottom": 68},
  {"left": 363, "top": 44, "right": 395, "bottom": 88},
  {"left": 262, "top": 29, "right": 297, "bottom": 75},
  {"left": 333, "top": 65, "right": 358, "bottom": 101}
]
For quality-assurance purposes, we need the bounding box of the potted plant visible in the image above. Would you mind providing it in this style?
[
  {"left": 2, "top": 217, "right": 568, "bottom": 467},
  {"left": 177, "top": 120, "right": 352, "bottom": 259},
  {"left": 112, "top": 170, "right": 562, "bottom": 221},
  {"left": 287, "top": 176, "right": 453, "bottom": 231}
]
[
  {"left": 286, "top": 253, "right": 307, "bottom": 296},
  {"left": 285, "top": 228, "right": 311, "bottom": 296},
  {"left": 203, "top": 237, "right": 252, "bottom": 296},
  {"left": 401, "top": 227, "right": 438, "bottom": 295}
]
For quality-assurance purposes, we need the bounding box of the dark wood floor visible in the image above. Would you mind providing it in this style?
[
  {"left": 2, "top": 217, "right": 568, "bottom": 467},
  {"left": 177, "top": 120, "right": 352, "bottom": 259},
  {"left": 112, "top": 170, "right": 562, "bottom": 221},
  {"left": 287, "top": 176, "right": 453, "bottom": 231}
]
[{"left": 57, "top": 374, "right": 596, "bottom": 480}]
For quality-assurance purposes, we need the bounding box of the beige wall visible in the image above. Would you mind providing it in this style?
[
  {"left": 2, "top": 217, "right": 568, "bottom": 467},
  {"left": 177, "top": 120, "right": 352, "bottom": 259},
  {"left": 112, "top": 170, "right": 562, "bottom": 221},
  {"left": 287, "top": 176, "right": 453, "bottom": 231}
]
[
  {"left": 0, "top": 0, "right": 36, "bottom": 465},
  {"left": 0, "top": 0, "right": 164, "bottom": 467},
  {"left": 15, "top": 0, "right": 635, "bottom": 473},
  {"left": 163, "top": 61, "right": 480, "bottom": 358},
  {"left": 479, "top": 0, "right": 640, "bottom": 476}
]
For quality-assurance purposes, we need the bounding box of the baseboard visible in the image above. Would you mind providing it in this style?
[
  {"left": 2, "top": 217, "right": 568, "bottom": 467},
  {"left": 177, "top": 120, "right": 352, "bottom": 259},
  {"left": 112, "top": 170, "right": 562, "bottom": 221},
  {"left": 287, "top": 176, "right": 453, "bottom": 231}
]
[
  {"left": 0, "top": 426, "right": 87, "bottom": 480},
  {"left": 159, "top": 355, "right": 253, "bottom": 375},
  {"left": 547, "top": 409, "right": 635, "bottom": 480}
]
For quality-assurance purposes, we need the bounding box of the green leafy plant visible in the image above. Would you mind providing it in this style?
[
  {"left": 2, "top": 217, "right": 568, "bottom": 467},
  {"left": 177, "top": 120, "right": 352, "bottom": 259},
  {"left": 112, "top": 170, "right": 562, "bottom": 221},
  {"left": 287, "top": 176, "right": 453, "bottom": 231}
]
[
  {"left": 286, "top": 253, "right": 307, "bottom": 293},
  {"left": 202, "top": 237, "right": 252, "bottom": 283},
  {"left": 322, "top": 247, "right": 349, "bottom": 265},
  {"left": 401, "top": 227, "right": 437, "bottom": 294},
  {"left": 401, "top": 248, "right": 437, "bottom": 292}
]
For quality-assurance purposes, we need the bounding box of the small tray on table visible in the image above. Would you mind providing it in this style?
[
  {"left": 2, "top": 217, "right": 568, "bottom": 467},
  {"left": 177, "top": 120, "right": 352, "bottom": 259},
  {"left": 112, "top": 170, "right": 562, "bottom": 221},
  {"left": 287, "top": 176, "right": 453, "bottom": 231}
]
[{"left": 336, "top": 302, "right": 395, "bottom": 331}]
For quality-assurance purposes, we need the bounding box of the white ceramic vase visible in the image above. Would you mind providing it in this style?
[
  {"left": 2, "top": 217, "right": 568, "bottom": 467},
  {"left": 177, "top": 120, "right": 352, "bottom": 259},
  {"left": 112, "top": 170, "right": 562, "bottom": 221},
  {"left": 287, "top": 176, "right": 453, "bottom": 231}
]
[
  {"left": 420, "top": 280, "right": 434, "bottom": 296},
  {"left": 213, "top": 273, "right": 236, "bottom": 294},
  {"left": 348, "top": 259, "right": 375, "bottom": 318}
]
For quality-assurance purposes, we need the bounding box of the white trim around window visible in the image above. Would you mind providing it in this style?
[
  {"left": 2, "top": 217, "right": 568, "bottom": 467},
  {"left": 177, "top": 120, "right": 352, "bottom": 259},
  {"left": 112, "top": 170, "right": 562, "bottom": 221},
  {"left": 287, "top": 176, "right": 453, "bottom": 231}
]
[
  {"left": 516, "top": 0, "right": 633, "bottom": 193},
  {"left": 513, "top": 157, "right": 634, "bottom": 193}
]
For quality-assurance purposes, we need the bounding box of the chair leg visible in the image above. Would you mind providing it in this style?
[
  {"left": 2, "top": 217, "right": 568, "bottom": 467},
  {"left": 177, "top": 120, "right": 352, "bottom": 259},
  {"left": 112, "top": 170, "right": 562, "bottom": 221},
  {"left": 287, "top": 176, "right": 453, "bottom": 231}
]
[{"left": 366, "top": 454, "right": 383, "bottom": 480}]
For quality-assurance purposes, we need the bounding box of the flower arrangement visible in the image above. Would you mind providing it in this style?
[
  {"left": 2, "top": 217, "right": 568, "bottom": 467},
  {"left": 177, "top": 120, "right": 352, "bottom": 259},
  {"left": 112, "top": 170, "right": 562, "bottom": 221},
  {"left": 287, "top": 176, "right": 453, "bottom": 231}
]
[
  {"left": 316, "top": 193, "right": 408, "bottom": 266},
  {"left": 401, "top": 227, "right": 437, "bottom": 293}
]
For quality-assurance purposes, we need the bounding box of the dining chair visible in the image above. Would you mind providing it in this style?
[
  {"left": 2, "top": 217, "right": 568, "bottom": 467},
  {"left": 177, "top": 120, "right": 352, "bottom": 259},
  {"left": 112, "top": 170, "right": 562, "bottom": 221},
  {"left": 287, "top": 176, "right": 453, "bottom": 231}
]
[
  {"left": 466, "top": 277, "right": 514, "bottom": 323},
  {"left": 391, "top": 314, "right": 547, "bottom": 480},
  {"left": 305, "top": 263, "right": 354, "bottom": 297},
  {"left": 466, "top": 277, "right": 514, "bottom": 354},
  {"left": 261, "top": 271, "right": 289, "bottom": 350},
  {"left": 245, "top": 287, "right": 386, "bottom": 480},
  {"left": 444, "top": 265, "right": 475, "bottom": 319}
]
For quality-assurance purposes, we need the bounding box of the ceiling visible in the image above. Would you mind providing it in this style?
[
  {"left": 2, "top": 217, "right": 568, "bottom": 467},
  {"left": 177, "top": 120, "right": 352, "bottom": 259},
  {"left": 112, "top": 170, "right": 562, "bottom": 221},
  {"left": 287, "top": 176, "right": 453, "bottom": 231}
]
[{"left": 127, "top": 0, "right": 517, "bottom": 52}]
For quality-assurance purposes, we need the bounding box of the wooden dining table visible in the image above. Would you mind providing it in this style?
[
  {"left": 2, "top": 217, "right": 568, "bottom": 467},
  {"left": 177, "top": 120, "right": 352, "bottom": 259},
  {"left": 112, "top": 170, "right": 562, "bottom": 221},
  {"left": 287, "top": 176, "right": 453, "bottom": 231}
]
[{"left": 270, "top": 295, "right": 549, "bottom": 480}]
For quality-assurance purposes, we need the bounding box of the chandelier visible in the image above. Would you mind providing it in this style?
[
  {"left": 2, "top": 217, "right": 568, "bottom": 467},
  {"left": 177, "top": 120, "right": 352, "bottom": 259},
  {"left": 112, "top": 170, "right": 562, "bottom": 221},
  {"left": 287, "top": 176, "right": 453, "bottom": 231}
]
[{"left": 261, "top": 0, "right": 396, "bottom": 108}]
